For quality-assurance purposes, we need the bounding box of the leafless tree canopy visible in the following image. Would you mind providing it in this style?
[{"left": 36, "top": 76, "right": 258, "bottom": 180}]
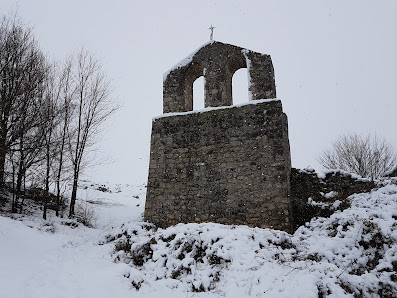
[{"left": 318, "top": 133, "right": 397, "bottom": 179}]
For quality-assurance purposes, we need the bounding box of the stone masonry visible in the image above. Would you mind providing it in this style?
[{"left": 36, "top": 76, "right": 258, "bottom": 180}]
[
  {"left": 163, "top": 41, "right": 276, "bottom": 113},
  {"left": 145, "top": 41, "right": 293, "bottom": 232}
]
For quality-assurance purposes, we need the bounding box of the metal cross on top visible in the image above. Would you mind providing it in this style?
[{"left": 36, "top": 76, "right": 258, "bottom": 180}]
[{"left": 209, "top": 24, "right": 215, "bottom": 40}]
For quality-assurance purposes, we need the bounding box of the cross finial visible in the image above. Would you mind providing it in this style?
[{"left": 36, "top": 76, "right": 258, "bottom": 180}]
[{"left": 209, "top": 24, "right": 215, "bottom": 41}]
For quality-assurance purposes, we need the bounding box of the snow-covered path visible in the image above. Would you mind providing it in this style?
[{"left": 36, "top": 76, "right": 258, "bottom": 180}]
[
  {"left": 0, "top": 216, "right": 133, "bottom": 298},
  {"left": 0, "top": 182, "right": 146, "bottom": 298}
]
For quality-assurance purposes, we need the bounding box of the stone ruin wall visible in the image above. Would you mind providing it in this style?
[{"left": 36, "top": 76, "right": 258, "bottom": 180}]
[
  {"left": 290, "top": 168, "right": 376, "bottom": 230},
  {"left": 145, "top": 41, "right": 293, "bottom": 232}
]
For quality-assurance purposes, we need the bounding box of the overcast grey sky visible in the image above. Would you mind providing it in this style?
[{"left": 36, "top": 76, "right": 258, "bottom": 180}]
[{"left": 2, "top": 0, "right": 397, "bottom": 184}]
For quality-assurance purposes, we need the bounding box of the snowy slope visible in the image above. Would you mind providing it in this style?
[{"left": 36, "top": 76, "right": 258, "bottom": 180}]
[
  {"left": 0, "top": 179, "right": 396, "bottom": 297},
  {"left": 0, "top": 182, "right": 146, "bottom": 298}
]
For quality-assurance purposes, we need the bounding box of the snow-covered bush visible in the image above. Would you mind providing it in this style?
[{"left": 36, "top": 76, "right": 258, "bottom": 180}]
[
  {"left": 106, "top": 222, "right": 300, "bottom": 293},
  {"left": 104, "top": 182, "right": 397, "bottom": 297}
]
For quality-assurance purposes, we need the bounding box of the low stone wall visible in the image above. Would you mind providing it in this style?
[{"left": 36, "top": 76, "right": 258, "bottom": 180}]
[
  {"left": 145, "top": 100, "right": 292, "bottom": 232},
  {"left": 290, "top": 168, "right": 376, "bottom": 230}
]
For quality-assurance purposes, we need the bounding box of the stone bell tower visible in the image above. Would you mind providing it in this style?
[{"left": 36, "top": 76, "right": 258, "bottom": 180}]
[{"left": 145, "top": 41, "right": 292, "bottom": 232}]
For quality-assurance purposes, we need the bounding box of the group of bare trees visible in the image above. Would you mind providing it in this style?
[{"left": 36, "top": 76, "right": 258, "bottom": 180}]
[{"left": 0, "top": 14, "right": 116, "bottom": 218}]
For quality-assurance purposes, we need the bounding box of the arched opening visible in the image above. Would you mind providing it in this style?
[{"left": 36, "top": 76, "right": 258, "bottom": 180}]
[
  {"left": 193, "top": 76, "right": 205, "bottom": 110},
  {"left": 232, "top": 68, "right": 249, "bottom": 105}
]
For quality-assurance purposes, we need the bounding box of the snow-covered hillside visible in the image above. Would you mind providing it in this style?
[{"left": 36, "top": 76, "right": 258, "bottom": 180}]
[{"left": 0, "top": 179, "right": 396, "bottom": 297}]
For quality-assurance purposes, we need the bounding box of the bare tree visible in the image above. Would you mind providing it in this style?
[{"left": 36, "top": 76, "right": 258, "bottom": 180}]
[
  {"left": 11, "top": 60, "right": 70, "bottom": 218},
  {"left": 0, "top": 13, "right": 49, "bottom": 212},
  {"left": 318, "top": 133, "right": 397, "bottom": 179},
  {"left": 67, "top": 49, "right": 116, "bottom": 217},
  {"left": 0, "top": 13, "right": 47, "bottom": 188},
  {"left": 38, "top": 63, "right": 64, "bottom": 219},
  {"left": 0, "top": 13, "right": 117, "bottom": 219},
  {"left": 10, "top": 58, "right": 48, "bottom": 213},
  {"left": 54, "top": 58, "right": 74, "bottom": 216}
]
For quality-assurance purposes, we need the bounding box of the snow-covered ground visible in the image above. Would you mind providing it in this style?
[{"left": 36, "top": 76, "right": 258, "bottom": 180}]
[
  {"left": 0, "top": 179, "right": 396, "bottom": 297},
  {"left": 0, "top": 182, "right": 146, "bottom": 298}
]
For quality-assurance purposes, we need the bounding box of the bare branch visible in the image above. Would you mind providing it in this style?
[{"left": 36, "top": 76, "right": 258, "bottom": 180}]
[{"left": 318, "top": 133, "right": 397, "bottom": 179}]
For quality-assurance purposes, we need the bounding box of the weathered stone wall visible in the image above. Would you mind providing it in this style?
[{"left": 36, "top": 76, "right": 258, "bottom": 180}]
[
  {"left": 290, "top": 168, "right": 376, "bottom": 230},
  {"left": 145, "top": 99, "right": 293, "bottom": 232}
]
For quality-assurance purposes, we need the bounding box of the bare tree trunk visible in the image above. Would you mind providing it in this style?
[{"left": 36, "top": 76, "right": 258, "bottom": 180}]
[
  {"left": 43, "top": 135, "right": 51, "bottom": 220},
  {"left": 45, "top": 142, "right": 50, "bottom": 195},
  {"left": 0, "top": 146, "right": 6, "bottom": 187},
  {"left": 69, "top": 169, "right": 79, "bottom": 217},
  {"left": 55, "top": 155, "right": 63, "bottom": 216},
  {"left": 16, "top": 167, "right": 26, "bottom": 214},
  {"left": 55, "top": 125, "right": 66, "bottom": 217},
  {"left": 55, "top": 59, "right": 73, "bottom": 217},
  {"left": 16, "top": 141, "right": 24, "bottom": 213},
  {"left": 11, "top": 159, "right": 16, "bottom": 212},
  {"left": 68, "top": 91, "right": 82, "bottom": 218}
]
